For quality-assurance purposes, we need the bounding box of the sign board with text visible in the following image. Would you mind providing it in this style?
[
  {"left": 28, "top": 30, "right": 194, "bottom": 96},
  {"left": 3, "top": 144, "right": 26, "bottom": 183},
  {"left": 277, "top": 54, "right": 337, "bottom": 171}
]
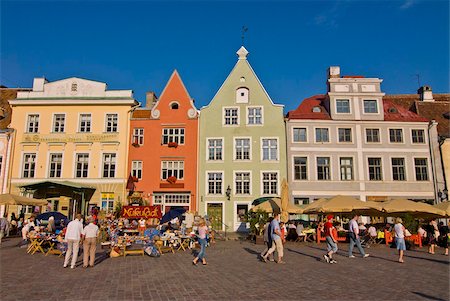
[{"left": 121, "top": 206, "right": 162, "bottom": 219}]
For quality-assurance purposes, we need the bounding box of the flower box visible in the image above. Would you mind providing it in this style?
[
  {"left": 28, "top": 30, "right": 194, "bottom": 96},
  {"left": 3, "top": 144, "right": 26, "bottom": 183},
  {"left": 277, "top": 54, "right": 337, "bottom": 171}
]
[
  {"left": 167, "top": 176, "right": 177, "bottom": 184},
  {"left": 168, "top": 142, "right": 178, "bottom": 148}
]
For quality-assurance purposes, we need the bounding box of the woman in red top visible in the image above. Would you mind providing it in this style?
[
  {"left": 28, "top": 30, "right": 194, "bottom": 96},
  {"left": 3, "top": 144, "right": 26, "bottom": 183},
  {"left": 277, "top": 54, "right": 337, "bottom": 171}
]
[{"left": 323, "top": 215, "right": 338, "bottom": 264}]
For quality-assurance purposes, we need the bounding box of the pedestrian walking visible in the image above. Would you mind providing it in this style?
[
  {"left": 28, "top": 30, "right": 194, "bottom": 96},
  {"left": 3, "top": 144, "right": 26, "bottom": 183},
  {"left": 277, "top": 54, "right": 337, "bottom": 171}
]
[
  {"left": 0, "top": 216, "right": 10, "bottom": 245},
  {"left": 192, "top": 219, "right": 208, "bottom": 266},
  {"left": 438, "top": 222, "right": 448, "bottom": 256},
  {"left": 323, "top": 215, "right": 338, "bottom": 264},
  {"left": 260, "top": 217, "right": 274, "bottom": 262},
  {"left": 262, "top": 212, "right": 285, "bottom": 264},
  {"left": 427, "top": 218, "right": 439, "bottom": 254},
  {"left": 348, "top": 214, "right": 369, "bottom": 258},
  {"left": 63, "top": 214, "right": 83, "bottom": 269},
  {"left": 393, "top": 218, "right": 406, "bottom": 263},
  {"left": 82, "top": 216, "right": 99, "bottom": 268}
]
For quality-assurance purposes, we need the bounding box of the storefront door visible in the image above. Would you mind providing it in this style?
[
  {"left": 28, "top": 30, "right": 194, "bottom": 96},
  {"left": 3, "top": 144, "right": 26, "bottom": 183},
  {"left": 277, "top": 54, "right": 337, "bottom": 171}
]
[
  {"left": 234, "top": 203, "right": 250, "bottom": 232},
  {"left": 207, "top": 203, "right": 223, "bottom": 231}
]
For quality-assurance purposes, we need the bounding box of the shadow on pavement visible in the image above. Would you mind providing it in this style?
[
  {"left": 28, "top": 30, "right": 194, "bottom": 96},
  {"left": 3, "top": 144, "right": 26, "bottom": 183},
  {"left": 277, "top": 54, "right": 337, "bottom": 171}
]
[
  {"left": 411, "top": 291, "right": 447, "bottom": 301},
  {"left": 405, "top": 254, "right": 450, "bottom": 265},
  {"left": 243, "top": 247, "right": 260, "bottom": 258},
  {"left": 287, "top": 248, "right": 322, "bottom": 261}
]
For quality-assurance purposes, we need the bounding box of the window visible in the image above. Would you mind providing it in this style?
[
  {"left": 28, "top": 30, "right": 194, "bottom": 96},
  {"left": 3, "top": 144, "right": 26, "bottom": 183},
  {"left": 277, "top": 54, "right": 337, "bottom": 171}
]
[
  {"left": 336, "top": 99, "right": 350, "bottom": 113},
  {"left": 207, "top": 172, "right": 222, "bottom": 194},
  {"left": 262, "top": 172, "right": 278, "bottom": 195},
  {"left": 132, "top": 161, "right": 143, "bottom": 179},
  {"left": 235, "top": 172, "right": 250, "bottom": 194},
  {"left": 208, "top": 139, "right": 223, "bottom": 160},
  {"left": 414, "top": 158, "right": 429, "bottom": 181},
  {"left": 101, "top": 193, "right": 114, "bottom": 213},
  {"left": 236, "top": 87, "right": 249, "bottom": 103},
  {"left": 102, "top": 153, "right": 116, "bottom": 178},
  {"left": 338, "top": 128, "right": 352, "bottom": 142},
  {"left": 294, "top": 198, "right": 309, "bottom": 205},
  {"left": 389, "top": 129, "right": 403, "bottom": 143},
  {"left": 235, "top": 138, "right": 250, "bottom": 160},
  {"left": 79, "top": 114, "right": 91, "bottom": 132},
  {"left": 105, "top": 114, "right": 118, "bottom": 132},
  {"left": 293, "top": 128, "right": 307, "bottom": 142},
  {"left": 294, "top": 157, "right": 307, "bottom": 180},
  {"left": 170, "top": 103, "right": 179, "bottom": 110},
  {"left": 366, "top": 129, "right": 380, "bottom": 143},
  {"left": 22, "top": 153, "right": 36, "bottom": 178},
  {"left": 317, "top": 157, "right": 331, "bottom": 180},
  {"left": 53, "top": 114, "right": 65, "bottom": 133},
  {"left": 161, "top": 161, "right": 184, "bottom": 180},
  {"left": 262, "top": 139, "right": 278, "bottom": 160},
  {"left": 132, "top": 128, "right": 144, "bottom": 145},
  {"left": 224, "top": 108, "right": 239, "bottom": 125},
  {"left": 75, "top": 153, "right": 89, "bottom": 178},
  {"left": 71, "top": 83, "right": 78, "bottom": 92},
  {"left": 49, "top": 153, "right": 63, "bottom": 178},
  {"left": 27, "top": 114, "right": 39, "bottom": 133},
  {"left": 368, "top": 158, "right": 382, "bottom": 181},
  {"left": 312, "top": 106, "right": 321, "bottom": 113},
  {"left": 162, "top": 128, "right": 185, "bottom": 145},
  {"left": 392, "top": 158, "right": 406, "bottom": 181},
  {"left": 340, "top": 157, "right": 353, "bottom": 180},
  {"left": 412, "top": 129, "right": 425, "bottom": 144},
  {"left": 315, "top": 128, "right": 329, "bottom": 143},
  {"left": 248, "top": 107, "right": 262, "bottom": 125},
  {"left": 363, "top": 100, "right": 378, "bottom": 113},
  {"left": 165, "top": 194, "right": 190, "bottom": 204}
]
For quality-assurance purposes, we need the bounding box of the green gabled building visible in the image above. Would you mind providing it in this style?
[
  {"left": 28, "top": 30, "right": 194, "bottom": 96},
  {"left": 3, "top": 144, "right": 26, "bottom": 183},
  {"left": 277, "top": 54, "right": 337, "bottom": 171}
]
[{"left": 198, "top": 47, "right": 287, "bottom": 232}]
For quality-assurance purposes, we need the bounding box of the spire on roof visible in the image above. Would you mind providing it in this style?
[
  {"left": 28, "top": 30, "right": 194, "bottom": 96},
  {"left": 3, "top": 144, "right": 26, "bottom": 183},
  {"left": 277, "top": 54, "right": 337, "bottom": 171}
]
[{"left": 236, "top": 46, "right": 249, "bottom": 60}]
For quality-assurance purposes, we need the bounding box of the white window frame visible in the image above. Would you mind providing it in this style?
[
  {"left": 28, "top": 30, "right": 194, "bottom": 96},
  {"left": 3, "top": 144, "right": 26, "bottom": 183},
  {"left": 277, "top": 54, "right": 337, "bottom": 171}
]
[
  {"left": 162, "top": 128, "right": 185, "bottom": 145},
  {"left": 223, "top": 106, "right": 240, "bottom": 126},
  {"left": 52, "top": 113, "right": 66, "bottom": 133},
  {"left": 292, "top": 127, "right": 308, "bottom": 143},
  {"left": 102, "top": 153, "right": 117, "bottom": 178},
  {"left": 206, "top": 171, "right": 224, "bottom": 195},
  {"left": 105, "top": 113, "right": 119, "bottom": 133},
  {"left": 161, "top": 161, "right": 184, "bottom": 180},
  {"left": 234, "top": 137, "right": 252, "bottom": 161},
  {"left": 314, "top": 127, "right": 330, "bottom": 143},
  {"left": 335, "top": 99, "right": 351, "bottom": 114},
  {"left": 261, "top": 170, "right": 279, "bottom": 196},
  {"left": 132, "top": 160, "right": 143, "bottom": 180},
  {"left": 292, "top": 155, "right": 308, "bottom": 181},
  {"left": 206, "top": 137, "right": 224, "bottom": 162},
  {"left": 411, "top": 129, "right": 426, "bottom": 144},
  {"left": 234, "top": 170, "right": 252, "bottom": 196},
  {"left": 74, "top": 153, "right": 90, "bottom": 178},
  {"left": 21, "top": 153, "right": 37, "bottom": 178},
  {"left": 363, "top": 99, "right": 379, "bottom": 114},
  {"left": 246, "top": 106, "right": 263, "bottom": 125},
  {"left": 390, "top": 156, "right": 407, "bottom": 181},
  {"left": 78, "top": 113, "right": 92, "bottom": 133},
  {"left": 316, "top": 156, "right": 332, "bottom": 181},
  {"left": 261, "top": 137, "right": 279, "bottom": 161},
  {"left": 337, "top": 127, "right": 353, "bottom": 143},
  {"left": 48, "top": 153, "right": 63, "bottom": 178},
  {"left": 413, "top": 157, "right": 430, "bottom": 182},
  {"left": 25, "top": 114, "right": 40, "bottom": 133},
  {"left": 101, "top": 192, "right": 115, "bottom": 213},
  {"left": 132, "top": 128, "right": 144, "bottom": 145},
  {"left": 339, "top": 156, "right": 354, "bottom": 181},
  {"left": 388, "top": 128, "right": 404, "bottom": 144},
  {"left": 236, "top": 87, "right": 249, "bottom": 104},
  {"left": 367, "top": 157, "right": 383, "bottom": 181},
  {"left": 365, "top": 128, "right": 381, "bottom": 144}
]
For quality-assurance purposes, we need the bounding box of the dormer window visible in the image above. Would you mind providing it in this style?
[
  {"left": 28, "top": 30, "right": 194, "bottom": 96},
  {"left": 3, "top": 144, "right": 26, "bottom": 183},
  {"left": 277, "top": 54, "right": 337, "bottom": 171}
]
[
  {"left": 236, "top": 87, "right": 249, "bottom": 103},
  {"left": 388, "top": 107, "right": 398, "bottom": 114},
  {"left": 71, "top": 83, "right": 77, "bottom": 92},
  {"left": 312, "top": 106, "right": 321, "bottom": 113}
]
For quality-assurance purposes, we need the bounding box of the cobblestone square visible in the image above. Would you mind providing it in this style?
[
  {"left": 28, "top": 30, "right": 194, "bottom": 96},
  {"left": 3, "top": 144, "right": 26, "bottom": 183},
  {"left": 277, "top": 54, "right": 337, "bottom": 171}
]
[{"left": 1, "top": 237, "right": 449, "bottom": 301}]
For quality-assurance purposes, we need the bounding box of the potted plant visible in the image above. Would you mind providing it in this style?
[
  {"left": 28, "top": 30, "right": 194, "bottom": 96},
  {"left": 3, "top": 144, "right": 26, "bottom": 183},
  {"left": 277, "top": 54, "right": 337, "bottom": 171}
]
[
  {"left": 167, "top": 176, "right": 177, "bottom": 184},
  {"left": 168, "top": 141, "right": 178, "bottom": 148},
  {"left": 247, "top": 209, "right": 269, "bottom": 244}
]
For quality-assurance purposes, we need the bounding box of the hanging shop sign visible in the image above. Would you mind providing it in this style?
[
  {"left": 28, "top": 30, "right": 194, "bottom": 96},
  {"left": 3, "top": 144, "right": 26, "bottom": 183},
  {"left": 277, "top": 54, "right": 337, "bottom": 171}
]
[{"left": 121, "top": 206, "right": 162, "bottom": 219}]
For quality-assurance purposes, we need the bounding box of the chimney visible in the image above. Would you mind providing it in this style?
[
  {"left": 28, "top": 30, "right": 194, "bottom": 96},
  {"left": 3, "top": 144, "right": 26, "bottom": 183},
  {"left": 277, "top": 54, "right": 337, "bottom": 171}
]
[
  {"left": 327, "top": 66, "right": 340, "bottom": 79},
  {"left": 145, "top": 91, "right": 158, "bottom": 108},
  {"left": 32, "top": 77, "right": 47, "bottom": 92},
  {"left": 418, "top": 85, "right": 434, "bottom": 102}
]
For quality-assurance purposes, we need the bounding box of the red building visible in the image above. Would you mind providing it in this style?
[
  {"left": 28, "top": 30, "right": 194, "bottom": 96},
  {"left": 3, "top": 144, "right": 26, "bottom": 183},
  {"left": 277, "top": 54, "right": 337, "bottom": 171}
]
[{"left": 128, "top": 71, "right": 198, "bottom": 212}]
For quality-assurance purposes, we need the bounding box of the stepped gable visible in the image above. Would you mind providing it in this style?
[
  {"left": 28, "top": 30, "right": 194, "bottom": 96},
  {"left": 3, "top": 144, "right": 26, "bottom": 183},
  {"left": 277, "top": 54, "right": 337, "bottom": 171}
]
[{"left": 286, "top": 94, "right": 330, "bottom": 120}]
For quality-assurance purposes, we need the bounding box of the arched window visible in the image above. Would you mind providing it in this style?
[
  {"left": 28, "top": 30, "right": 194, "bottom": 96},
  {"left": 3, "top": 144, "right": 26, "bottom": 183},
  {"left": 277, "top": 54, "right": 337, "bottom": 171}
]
[
  {"left": 170, "top": 102, "right": 179, "bottom": 110},
  {"left": 236, "top": 87, "right": 249, "bottom": 103}
]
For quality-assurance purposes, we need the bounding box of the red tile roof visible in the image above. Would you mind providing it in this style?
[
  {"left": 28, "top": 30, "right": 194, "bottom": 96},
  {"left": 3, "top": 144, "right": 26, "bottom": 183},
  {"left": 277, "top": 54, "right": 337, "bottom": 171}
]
[
  {"left": 286, "top": 95, "right": 331, "bottom": 120},
  {"left": 383, "top": 99, "right": 429, "bottom": 122},
  {"left": 131, "top": 109, "right": 151, "bottom": 119}
]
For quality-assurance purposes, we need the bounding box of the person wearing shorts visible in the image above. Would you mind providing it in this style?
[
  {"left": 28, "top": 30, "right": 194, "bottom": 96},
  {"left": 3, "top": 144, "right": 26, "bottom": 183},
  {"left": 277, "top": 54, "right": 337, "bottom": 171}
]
[
  {"left": 394, "top": 217, "right": 406, "bottom": 263},
  {"left": 323, "top": 215, "right": 338, "bottom": 264}
]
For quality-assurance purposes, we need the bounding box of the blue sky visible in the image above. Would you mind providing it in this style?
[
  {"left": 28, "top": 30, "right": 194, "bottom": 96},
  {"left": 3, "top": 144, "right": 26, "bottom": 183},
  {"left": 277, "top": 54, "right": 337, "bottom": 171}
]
[{"left": 1, "top": 0, "right": 448, "bottom": 112}]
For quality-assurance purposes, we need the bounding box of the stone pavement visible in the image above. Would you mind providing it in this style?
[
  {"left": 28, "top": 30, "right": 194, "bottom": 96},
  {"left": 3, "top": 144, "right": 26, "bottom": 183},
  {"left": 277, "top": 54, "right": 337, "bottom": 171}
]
[{"left": 0, "top": 237, "right": 449, "bottom": 301}]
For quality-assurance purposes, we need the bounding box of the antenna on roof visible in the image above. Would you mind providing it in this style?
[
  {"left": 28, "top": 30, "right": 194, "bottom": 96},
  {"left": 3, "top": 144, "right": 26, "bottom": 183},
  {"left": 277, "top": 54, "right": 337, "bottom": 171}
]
[
  {"left": 415, "top": 73, "right": 421, "bottom": 88},
  {"left": 241, "top": 26, "right": 248, "bottom": 46}
]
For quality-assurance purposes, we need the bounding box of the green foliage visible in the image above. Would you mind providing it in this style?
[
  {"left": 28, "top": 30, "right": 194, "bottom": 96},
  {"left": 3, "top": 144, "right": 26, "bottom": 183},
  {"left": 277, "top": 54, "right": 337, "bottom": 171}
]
[
  {"left": 247, "top": 209, "right": 270, "bottom": 236},
  {"left": 114, "top": 201, "right": 123, "bottom": 219},
  {"left": 402, "top": 213, "right": 419, "bottom": 233}
]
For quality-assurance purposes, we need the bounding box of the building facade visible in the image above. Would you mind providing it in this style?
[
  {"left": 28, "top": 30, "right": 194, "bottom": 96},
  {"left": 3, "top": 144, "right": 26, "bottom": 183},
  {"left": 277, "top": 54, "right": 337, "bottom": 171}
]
[
  {"left": 198, "top": 47, "right": 287, "bottom": 232},
  {"left": 8, "top": 77, "right": 137, "bottom": 218},
  {"left": 286, "top": 67, "right": 435, "bottom": 206},
  {"left": 128, "top": 70, "right": 199, "bottom": 213}
]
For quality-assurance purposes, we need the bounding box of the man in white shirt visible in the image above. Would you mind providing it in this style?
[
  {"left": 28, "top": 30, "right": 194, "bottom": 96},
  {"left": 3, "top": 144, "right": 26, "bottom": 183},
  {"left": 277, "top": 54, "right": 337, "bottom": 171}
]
[
  {"left": 82, "top": 216, "right": 99, "bottom": 268},
  {"left": 348, "top": 215, "right": 369, "bottom": 258},
  {"left": 64, "top": 214, "right": 83, "bottom": 269}
]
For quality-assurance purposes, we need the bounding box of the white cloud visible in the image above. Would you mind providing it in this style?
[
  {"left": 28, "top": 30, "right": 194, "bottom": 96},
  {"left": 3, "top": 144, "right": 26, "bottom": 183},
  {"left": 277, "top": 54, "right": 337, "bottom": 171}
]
[{"left": 400, "top": 0, "right": 415, "bottom": 10}]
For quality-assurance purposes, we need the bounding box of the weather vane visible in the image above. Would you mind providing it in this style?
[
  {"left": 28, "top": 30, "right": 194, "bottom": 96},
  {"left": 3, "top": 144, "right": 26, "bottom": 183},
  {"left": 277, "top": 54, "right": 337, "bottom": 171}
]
[{"left": 241, "top": 26, "right": 248, "bottom": 46}]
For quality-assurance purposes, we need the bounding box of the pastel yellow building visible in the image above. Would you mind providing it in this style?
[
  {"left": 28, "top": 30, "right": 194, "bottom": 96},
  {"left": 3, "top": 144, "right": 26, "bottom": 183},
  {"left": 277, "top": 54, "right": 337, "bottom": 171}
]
[{"left": 8, "top": 77, "right": 138, "bottom": 218}]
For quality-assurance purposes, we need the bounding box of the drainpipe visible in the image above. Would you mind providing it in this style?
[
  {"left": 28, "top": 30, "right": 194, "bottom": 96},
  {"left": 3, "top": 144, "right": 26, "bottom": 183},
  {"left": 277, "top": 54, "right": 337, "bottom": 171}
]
[{"left": 428, "top": 120, "right": 439, "bottom": 204}]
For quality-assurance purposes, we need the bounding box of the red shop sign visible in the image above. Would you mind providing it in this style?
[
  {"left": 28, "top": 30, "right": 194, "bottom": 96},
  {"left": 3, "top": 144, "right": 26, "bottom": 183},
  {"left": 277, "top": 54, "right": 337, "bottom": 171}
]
[{"left": 121, "top": 206, "right": 162, "bottom": 219}]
